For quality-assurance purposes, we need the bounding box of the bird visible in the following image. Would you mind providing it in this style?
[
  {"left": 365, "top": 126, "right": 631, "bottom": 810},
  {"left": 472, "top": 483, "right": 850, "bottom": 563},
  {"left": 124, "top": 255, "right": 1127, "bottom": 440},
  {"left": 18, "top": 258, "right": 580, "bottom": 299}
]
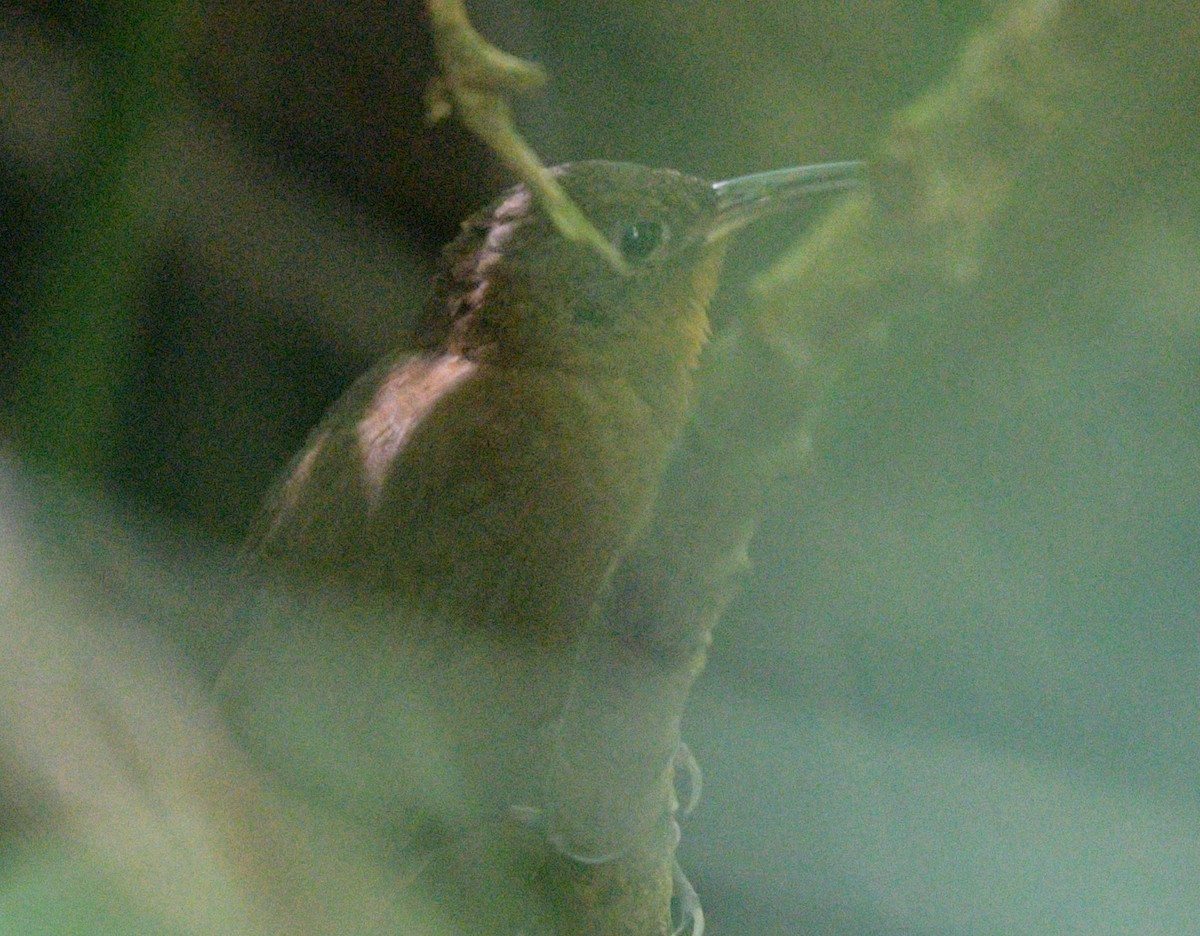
[{"left": 217, "top": 157, "right": 862, "bottom": 869}]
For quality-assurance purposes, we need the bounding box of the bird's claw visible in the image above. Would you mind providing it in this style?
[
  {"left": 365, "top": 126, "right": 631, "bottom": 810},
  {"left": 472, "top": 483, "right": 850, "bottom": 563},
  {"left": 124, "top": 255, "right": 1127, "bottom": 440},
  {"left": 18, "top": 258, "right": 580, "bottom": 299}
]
[
  {"left": 671, "top": 859, "right": 704, "bottom": 936},
  {"left": 508, "top": 802, "right": 627, "bottom": 865},
  {"left": 673, "top": 741, "right": 702, "bottom": 818},
  {"left": 511, "top": 740, "right": 704, "bottom": 931}
]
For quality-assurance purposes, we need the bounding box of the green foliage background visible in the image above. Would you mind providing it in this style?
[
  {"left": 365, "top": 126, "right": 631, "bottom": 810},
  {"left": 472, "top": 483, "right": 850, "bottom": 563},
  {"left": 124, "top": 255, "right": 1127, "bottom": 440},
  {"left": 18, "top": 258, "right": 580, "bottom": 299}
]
[{"left": 1, "top": 1, "right": 1198, "bottom": 934}]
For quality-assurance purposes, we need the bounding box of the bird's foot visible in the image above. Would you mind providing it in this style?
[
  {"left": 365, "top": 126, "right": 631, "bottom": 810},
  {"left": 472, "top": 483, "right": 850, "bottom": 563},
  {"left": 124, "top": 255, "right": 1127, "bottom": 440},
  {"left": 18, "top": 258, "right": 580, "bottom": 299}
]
[
  {"left": 508, "top": 801, "right": 625, "bottom": 865},
  {"left": 673, "top": 741, "right": 702, "bottom": 818},
  {"left": 671, "top": 858, "right": 704, "bottom": 936},
  {"left": 511, "top": 740, "right": 704, "bottom": 931},
  {"left": 512, "top": 739, "right": 702, "bottom": 860}
]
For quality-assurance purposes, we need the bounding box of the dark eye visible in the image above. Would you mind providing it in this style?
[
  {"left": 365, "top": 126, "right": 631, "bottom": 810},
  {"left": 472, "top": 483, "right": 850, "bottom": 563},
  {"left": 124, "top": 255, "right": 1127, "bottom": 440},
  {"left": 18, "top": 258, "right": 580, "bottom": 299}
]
[{"left": 615, "top": 219, "right": 666, "bottom": 262}]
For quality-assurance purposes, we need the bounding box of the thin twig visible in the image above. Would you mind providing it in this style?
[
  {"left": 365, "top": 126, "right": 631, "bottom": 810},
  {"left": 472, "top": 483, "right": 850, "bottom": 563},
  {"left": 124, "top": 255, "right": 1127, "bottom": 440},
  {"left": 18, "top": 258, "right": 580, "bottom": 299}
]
[{"left": 425, "top": 0, "right": 629, "bottom": 274}]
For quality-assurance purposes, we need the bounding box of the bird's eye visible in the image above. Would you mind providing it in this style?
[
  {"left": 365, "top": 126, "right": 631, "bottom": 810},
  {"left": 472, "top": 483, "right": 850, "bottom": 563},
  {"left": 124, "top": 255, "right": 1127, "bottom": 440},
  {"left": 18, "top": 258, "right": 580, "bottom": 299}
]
[{"left": 615, "top": 219, "right": 667, "bottom": 263}]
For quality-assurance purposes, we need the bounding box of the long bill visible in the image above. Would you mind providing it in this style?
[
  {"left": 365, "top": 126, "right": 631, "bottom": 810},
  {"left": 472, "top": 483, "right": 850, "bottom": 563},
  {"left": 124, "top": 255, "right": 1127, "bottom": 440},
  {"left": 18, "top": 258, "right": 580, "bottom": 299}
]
[{"left": 708, "top": 160, "right": 866, "bottom": 242}]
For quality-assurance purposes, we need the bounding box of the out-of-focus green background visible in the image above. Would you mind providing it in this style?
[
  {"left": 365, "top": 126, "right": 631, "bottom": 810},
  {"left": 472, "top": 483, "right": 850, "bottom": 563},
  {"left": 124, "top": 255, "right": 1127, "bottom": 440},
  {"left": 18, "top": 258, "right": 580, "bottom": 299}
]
[{"left": 1, "top": 2, "right": 1198, "bottom": 934}]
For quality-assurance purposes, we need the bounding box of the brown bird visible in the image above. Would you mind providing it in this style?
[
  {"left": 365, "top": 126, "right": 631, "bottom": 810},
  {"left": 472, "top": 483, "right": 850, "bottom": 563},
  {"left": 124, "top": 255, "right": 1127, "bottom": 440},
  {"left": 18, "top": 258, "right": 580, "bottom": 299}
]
[{"left": 219, "top": 159, "right": 861, "bottom": 849}]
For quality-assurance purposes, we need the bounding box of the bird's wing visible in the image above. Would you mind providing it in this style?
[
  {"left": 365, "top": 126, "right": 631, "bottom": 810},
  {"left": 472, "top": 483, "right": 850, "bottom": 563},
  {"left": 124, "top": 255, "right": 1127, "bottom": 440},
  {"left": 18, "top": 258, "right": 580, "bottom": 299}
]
[{"left": 242, "top": 351, "right": 480, "bottom": 582}]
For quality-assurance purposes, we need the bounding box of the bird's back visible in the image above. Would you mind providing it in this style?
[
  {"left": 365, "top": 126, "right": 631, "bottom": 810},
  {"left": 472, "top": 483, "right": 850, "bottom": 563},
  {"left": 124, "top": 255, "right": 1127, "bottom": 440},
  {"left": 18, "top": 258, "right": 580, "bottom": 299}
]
[
  {"left": 222, "top": 347, "right": 685, "bottom": 829},
  {"left": 246, "top": 350, "right": 675, "bottom": 645}
]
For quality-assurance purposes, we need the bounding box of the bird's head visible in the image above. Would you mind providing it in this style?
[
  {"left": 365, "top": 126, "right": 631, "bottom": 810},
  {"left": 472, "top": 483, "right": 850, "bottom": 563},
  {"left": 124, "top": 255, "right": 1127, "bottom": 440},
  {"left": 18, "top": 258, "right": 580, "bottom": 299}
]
[{"left": 418, "top": 159, "right": 861, "bottom": 413}]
